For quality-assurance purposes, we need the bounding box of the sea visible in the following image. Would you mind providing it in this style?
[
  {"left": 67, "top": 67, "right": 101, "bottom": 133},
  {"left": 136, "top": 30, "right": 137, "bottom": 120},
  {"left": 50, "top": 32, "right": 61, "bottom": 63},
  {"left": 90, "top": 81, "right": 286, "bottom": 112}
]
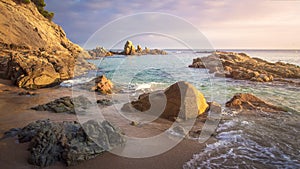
[{"left": 62, "top": 49, "right": 300, "bottom": 168}]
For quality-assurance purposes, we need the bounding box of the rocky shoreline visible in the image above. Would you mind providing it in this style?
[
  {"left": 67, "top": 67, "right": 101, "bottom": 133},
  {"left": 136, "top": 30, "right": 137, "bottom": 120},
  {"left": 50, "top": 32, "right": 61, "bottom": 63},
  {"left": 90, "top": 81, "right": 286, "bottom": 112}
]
[
  {"left": 189, "top": 51, "right": 300, "bottom": 84},
  {"left": 1, "top": 80, "right": 288, "bottom": 167}
]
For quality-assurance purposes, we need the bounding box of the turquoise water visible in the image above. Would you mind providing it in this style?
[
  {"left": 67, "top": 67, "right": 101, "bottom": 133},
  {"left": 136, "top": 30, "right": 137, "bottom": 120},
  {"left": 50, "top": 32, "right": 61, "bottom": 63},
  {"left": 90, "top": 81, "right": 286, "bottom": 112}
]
[
  {"left": 87, "top": 50, "right": 300, "bottom": 112},
  {"left": 66, "top": 50, "right": 300, "bottom": 168}
]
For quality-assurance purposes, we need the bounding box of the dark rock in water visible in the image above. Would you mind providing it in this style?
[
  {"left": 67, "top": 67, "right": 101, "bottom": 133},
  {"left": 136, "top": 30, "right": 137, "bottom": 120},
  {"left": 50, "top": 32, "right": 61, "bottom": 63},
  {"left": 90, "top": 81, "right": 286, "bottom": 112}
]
[
  {"left": 7, "top": 119, "right": 125, "bottom": 167},
  {"left": 189, "top": 51, "right": 300, "bottom": 83},
  {"left": 97, "top": 99, "right": 113, "bottom": 106},
  {"left": 226, "top": 93, "right": 286, "bottom": 112},
  {"left": 31, "top": 95, "right": 92, "bottom": 114}
]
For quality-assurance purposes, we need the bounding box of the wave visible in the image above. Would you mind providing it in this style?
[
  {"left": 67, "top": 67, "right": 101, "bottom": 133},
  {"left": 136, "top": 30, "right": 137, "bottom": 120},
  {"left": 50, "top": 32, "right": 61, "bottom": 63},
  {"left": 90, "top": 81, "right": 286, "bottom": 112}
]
[
  {"left": 60, "top": 76, "right": 95, "bottom": 87},
  {"left": 133, "top": 82, "right": 168, "bottom": 91}
]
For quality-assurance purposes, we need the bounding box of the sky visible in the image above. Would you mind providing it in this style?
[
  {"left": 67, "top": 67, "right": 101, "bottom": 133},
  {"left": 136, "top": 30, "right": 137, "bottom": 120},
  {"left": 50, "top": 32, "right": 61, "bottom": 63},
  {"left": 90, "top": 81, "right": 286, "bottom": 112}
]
[{"left": 45, "top": 0, "right": 300, "bottom": 49}]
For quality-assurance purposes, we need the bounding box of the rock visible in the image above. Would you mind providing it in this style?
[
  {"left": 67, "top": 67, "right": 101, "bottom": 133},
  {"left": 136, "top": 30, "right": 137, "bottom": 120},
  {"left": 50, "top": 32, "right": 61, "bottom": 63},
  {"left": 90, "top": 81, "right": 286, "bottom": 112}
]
[
  {"left": 31, "top": 96, "right": 92, "bottom": 114},
  {"left": 130, "top": 121, "right": 139, "bottom": 126},
  {"left": 189, "top": 51, "right": 300, "bottom": 83},
  {"left": 226, "top": 93, "right": 286, "bottom": 112},
  {"left": 111, "top": 41, "right": 167, "bottom": 55},
  {"left": 91, "top": 75, "right": 113, "bottom": 94},
  {"left": 64, "top": 120, "right": 125, "bottom": 166},
  {"left": 122, "top": 81, "right": 209, "bottom": 120},
  {"left": 0, "top": 0, "right": 95, "bottom": 89},
  {"left": 123, "top": 40, "right": 136, "bottom": 55},
  {"left": 208, "top": 101, "right": 222, "bottom": 114},
  {"left": 6, "top": 119, "right": 125, "bottom": 167},
  {"left": 97, "top": 99, "right": 113, "bottom": 106},
  {"left": 171, "top": 126, "right": 188, "bottom": 136},
  {"left": 18, "top": 91, "right": 37, "bottom": 96},
  {"left": 88, "top": 46, "right": 112, "bottom": 58},
  {"left": 137, "top": 45, "right": 142, "bottom": 52}
]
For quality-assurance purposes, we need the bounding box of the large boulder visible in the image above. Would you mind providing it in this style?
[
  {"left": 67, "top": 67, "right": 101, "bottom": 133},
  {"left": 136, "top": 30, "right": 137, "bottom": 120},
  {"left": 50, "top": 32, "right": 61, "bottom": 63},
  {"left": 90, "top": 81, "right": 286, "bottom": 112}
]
[
  {"left": 226, "top": 93, "right": 285, "bottom": 112},
  {"left": 5, "top": 119, "right": 125, "bottom": 167},
  {"left": 122, "top": 81, "right": 209, "bottom": 120}
]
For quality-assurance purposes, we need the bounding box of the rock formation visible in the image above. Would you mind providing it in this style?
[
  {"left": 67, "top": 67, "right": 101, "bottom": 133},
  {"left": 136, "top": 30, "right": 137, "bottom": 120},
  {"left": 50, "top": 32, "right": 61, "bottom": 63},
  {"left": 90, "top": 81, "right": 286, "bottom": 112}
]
[
  {"left": 226, "top": 93, "right": 285, "bottom": 112},
  {"left": 88, "top": 46, "right": 112, "bottom": 58},
  {"left": 123, "top": 40, "right": 136, "bottom": 55},
  {"left": 4, "top": 119, "right": 125, "bottom": 167},
  {"left": 122, "top": 81, "right": 209, "bottom": 120},
  {"left": 0, "top": 0, "right": 95, "bottom": 89},
  {"left": 110, "top": 40, "right": 167, "bottom": 55},
  {"left": 189, "top": 51, "right": 300, "bottom": 83},
  {"left": 90, "top": 75, "right": 113, "bottom": 94},
  {"left": 31, "top": 95, "right": 93, "bottom": 114}
]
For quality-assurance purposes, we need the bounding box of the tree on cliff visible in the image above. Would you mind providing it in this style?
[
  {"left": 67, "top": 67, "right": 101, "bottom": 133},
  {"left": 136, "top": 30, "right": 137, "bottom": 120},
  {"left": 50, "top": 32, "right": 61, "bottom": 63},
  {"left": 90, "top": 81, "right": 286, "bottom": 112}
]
[{"left": 20, "top": 0, "right": 54, "bottom": 21}]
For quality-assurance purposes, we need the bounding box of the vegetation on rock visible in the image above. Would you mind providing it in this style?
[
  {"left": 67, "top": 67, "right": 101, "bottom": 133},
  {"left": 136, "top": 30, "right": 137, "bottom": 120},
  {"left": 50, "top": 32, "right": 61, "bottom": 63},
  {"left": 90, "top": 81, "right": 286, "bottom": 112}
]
[{"left": 20, "top": 0, "right": 54, "bottom": 21}]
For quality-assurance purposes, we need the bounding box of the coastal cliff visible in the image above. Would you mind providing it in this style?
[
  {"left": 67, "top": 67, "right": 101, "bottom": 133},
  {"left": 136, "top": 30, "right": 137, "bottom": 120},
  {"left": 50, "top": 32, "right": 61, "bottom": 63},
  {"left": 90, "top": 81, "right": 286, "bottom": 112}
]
[{"left": 0, "top": 0, "right": 94, "bottom": 89}]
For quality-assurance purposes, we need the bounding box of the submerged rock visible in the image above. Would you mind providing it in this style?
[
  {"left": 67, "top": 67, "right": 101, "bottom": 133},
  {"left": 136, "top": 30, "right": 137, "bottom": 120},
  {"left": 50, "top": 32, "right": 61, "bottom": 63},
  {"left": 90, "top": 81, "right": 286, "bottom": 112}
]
[
  {"left": 31, "top": 95, "right": 92, "bottom": 114},
  {"left": 189, "top": 51, "right": 300, "bottom": 83},
  {"left": 122, "top": 81, "right": 209, "bottom": 120},
  {"left": 6, "top": 119, "right": 125, "bottom": 167},
  {"left": 226, "top": 93, "right": 285, "bottom": 112}
]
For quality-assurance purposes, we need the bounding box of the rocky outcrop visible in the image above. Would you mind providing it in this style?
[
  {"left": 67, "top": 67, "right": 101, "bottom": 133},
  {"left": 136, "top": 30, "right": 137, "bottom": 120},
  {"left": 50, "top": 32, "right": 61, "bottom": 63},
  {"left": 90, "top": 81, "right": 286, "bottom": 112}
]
[
  {"left": 123, "top": 40, "right": 136, "bottom": 55},
  {"left": 31, "top": 96, "right": 92, "bottom": 114},
  {"left": 226, "top": 93, "right": 285, "bottom": 112},
  {"left": 0, "top": 0, "right": 95, "bottom": 89},
  {"left": 111, "top": 40, "right": 167, "bottom": 55},
  {"left": 4, "top": 119, "right": 125, "bottom": 167},
  {"left": 122, "top": 81, "right": 209, "bottom": 120},
  {"left": 90, "top": 75, "right": 113, "bottom": 94},
  {"left": 189, "top": 51, "right": 300, "bottom": 82},
  {"left": 88, "top": 46, "right": 113, "bottom": 58}
]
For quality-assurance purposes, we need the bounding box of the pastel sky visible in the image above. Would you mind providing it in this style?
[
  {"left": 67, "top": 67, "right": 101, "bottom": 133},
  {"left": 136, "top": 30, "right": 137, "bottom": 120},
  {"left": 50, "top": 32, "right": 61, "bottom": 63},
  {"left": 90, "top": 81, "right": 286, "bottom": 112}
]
[{"left": 45, "top": 0, "right": 300, "bottom": 49}]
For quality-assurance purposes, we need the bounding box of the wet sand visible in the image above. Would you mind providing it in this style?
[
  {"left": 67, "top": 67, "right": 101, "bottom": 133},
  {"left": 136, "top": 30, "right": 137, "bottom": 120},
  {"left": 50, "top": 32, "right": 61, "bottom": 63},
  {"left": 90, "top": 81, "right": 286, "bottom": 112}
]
[{"left": 0, "top": 79, "right": 215, "bottom": 169}]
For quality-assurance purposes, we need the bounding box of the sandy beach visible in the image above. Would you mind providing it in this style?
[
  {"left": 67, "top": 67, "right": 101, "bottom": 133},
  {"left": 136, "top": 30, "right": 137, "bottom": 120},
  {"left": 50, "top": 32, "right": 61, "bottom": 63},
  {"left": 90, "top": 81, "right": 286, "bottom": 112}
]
[{"left": 0, "top": 79, "right": 215, "bottom": 169}]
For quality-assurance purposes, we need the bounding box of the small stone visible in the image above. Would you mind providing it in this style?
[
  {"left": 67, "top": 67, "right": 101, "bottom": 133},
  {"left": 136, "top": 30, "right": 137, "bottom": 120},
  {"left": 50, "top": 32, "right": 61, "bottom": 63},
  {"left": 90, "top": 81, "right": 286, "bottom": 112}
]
[{"left": 130, "top": 121, "right": 139, "bottom": 126}]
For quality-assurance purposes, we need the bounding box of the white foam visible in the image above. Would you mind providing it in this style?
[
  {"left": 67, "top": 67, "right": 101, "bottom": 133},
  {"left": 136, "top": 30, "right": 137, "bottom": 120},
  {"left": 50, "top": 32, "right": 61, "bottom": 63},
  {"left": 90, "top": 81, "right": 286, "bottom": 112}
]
[{"left": 60, "top": 77, "right": 95, "bottom": 87}]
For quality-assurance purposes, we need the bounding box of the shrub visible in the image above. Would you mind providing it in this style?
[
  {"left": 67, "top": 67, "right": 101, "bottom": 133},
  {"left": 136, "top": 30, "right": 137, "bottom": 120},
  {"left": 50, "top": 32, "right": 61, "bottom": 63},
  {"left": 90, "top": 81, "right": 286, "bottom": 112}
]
[
  {"left": 22, "top": 0, "right": 31, "bottom": 4},
  {"left": 20, "top": 0, "right": 54, "bottom": 21}
]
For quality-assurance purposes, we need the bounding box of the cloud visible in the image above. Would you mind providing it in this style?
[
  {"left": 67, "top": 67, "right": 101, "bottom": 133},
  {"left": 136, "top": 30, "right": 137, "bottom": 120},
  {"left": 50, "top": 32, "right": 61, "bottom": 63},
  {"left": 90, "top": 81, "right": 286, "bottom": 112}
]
[{"left": 45, "top": 0, "right": 300, "bottom": 49}]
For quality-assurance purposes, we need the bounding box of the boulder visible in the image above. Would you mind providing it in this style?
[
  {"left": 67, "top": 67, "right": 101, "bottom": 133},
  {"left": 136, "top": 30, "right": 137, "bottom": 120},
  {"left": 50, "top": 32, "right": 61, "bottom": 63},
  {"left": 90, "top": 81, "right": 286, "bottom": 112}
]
[
  {"left": 7, "top": 119, "right": 125, "bottom": 167},
  {"left": 226, "top": 93, "right": 285, "bottom": 112},
  {"left": 31, "top": 96, "right": 92, "bottom": 114},
  {"left": 91, "top": 75, "right": 113, "bottom": 94},
  {"left": 122, "top": 81, "right": 209, "bottom": 120}
]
